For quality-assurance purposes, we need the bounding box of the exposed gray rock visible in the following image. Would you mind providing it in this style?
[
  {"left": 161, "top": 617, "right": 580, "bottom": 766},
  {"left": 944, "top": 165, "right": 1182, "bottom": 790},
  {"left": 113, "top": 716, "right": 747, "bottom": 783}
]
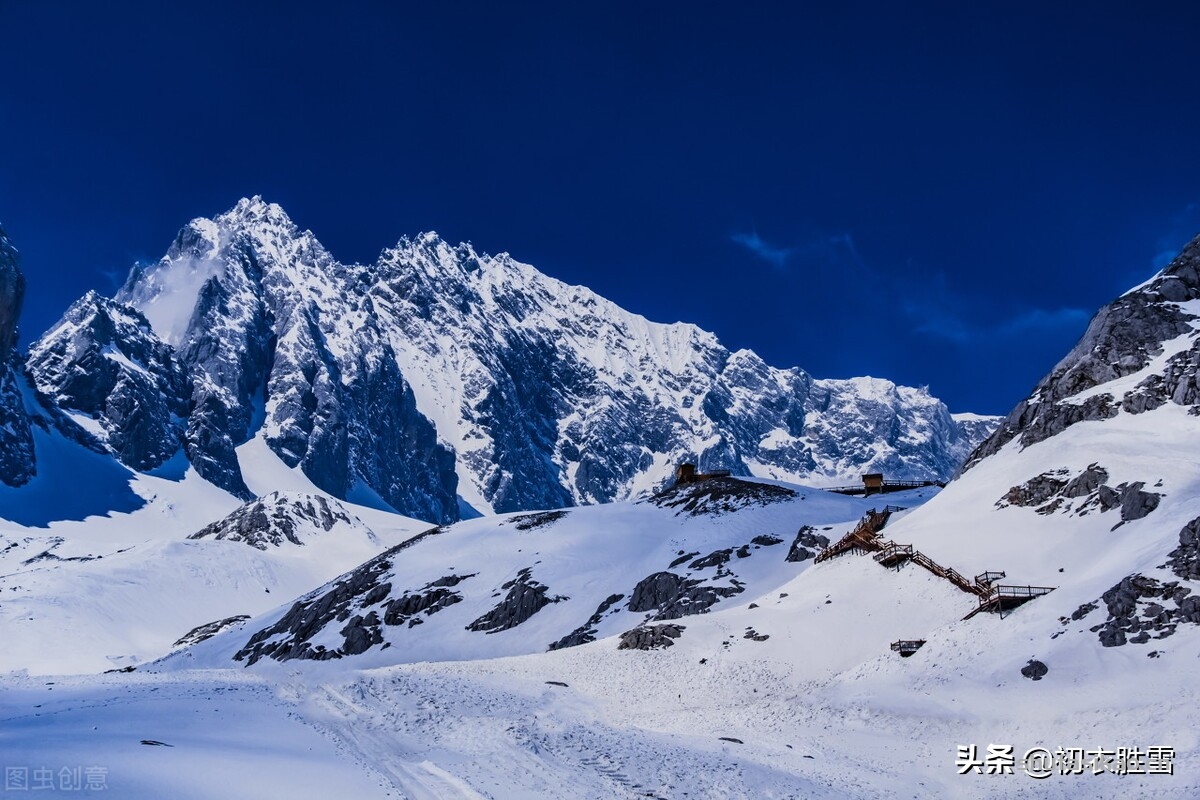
[
  {"left": 964, "top": 237, "right": 1200, "bottom": 473},
  {"left": 233, "top": 525, "right": 449, "bottom": 664},
  {"left": 1063, "top": 464, "right": 1108, "bottom": 498},
  {"left": 1000, "top": 471, "right": 1068, "bottom": 508},
  {"left": 1113, "top": 482, "right": 1161, "bottom": 528},
  {"left": 1084, "top": 574, "right": 1196, "bottom": 647},
  {"left": 174, "top": 615, "right": 252, "bottom": 648},
  {"left": 1097, "top": 484, "right": 1121, "bottom": 512},
  {"left": 547, "top": 593, "right": 625, "bottom": 651},
  {"left": 750, "top": 534, "right": 784, "bottom": 547},
  {"left": 1164, "top": 516, "right": 1200, "bottom": 581},
  {"left": 689, "top": 549, "right": 734, "bottom": 570},
  {"left": 507, "top": 510, "right": 569, "bottom": 531},
  {"left": 996, "top": 465, "right": 1161, "bottom": 527},
  {"left": 1020, "top": 659, "right": 1048, "bottom": 681},
  {"left": 786, "top": 526, "right": 830, "bottom": 563},
  {"left": 466, "top": 568, "right": 566, "bottom": 634},
  {"left": 743, "top": 627, "right": 770, "bottom": 642},
  {"left": 617, "top": 623, "right": 685, "bottom": 650},
  {"left": 628, "top": 571, "right": 743, "bottom": 621},
  {"left": 647, "top": 476, "right": 796, "bottom": 516},
  {"left": 189, "top": 492, "right": 360, "bottom": 549}
]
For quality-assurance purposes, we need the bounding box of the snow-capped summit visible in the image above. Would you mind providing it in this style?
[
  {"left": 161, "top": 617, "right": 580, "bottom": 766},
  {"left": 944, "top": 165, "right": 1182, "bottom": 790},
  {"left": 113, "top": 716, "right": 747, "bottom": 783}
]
[
  {"left": 12, "top": 199, "right": 996, "bottom": 521},
  {"left": 964, "top": 232, "right": 1200, "bottom": 471}
]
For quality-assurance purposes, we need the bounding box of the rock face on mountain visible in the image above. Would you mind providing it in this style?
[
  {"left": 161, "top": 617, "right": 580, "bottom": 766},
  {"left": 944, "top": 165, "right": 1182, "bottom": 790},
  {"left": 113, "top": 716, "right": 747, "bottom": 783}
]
[
  {"left": 963, "top": 236, "right": 1200, "bottom": 472},
  {"left": 0, "top": 225, "right": 35, "bottom": 488},
  {"left": 16, "top": 198, "right": 995, "bottom": 520},
  {"left": 188, "top": 492, "right": 372, "bottom": 550},
  {"left": 27, "top": 293, "right": 190, "bottom": 471}
]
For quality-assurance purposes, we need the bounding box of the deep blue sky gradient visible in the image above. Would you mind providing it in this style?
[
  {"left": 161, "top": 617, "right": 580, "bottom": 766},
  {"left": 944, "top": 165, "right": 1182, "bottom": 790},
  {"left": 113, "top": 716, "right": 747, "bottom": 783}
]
[{"left": 3, "top": 1, "right": 1200, "bottom": 414}]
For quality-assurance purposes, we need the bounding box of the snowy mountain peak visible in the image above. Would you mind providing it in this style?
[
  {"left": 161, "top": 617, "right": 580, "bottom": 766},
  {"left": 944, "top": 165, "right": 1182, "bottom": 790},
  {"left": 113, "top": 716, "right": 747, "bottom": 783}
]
[
  {"left": 15, "top": 200, "right": 998, "bottom": 520},
  {"left": 963, "top": 233, "right": 1200, "bottom": 472}
]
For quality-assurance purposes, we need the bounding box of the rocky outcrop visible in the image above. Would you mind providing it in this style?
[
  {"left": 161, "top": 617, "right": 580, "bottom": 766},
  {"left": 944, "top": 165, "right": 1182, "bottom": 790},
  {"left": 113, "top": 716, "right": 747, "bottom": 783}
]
[
  {"left": 1164, "top": 516, "right": 1200, "bottom": 581},
  {"left": 786, "top": 526, "right": 830, "bottom": 562},
  {"left": 466, "top": 568, "right": 566, "bottom": 634},
  {"left": 0, "top": 225, "right": 34, "bottom": 487},
  {"left": 233, "top": 526, "right": 450, "bottom": 664},
  {"left": 997, "top": 464, "right": 1161, "bottom": 528},
  {"left": 617, "top": 623, "right": 685, "bottom": 650},
  {"left": 1083, "top": 574, "right": 1200, "bottom": 647},
  {"left": 173, "top": 615, "right": 251, "bottom": 649},
  {"left": 1020, "top": 659, "right": 1048, "bottom": 681},
  {"left": 647, "top": 476, "right": 796, "bottom": 516},
  {"left": 548, "top": 593, "right": 625, "bottom": 651},
  {"left": 188, "top": 492, "right": 365, "bottom": 549},
  {"left": 964, "top": 237, "right": 1200, "bottom": 472},
  {"left": 627, "top": 571, "right": 744, "bottom": 621},
  {"left": 27, "top": 293, "right": 189, "bottom": 471}
]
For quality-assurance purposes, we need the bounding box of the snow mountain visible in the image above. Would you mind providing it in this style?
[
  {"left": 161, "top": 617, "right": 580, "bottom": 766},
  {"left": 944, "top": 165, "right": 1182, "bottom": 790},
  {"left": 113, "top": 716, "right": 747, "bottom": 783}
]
[
  {"left": 5, "top": 228, "right": 1200, "bottom": 798},
  {"left": 5, "top": 199, "right": 995, "bottom": 525}
]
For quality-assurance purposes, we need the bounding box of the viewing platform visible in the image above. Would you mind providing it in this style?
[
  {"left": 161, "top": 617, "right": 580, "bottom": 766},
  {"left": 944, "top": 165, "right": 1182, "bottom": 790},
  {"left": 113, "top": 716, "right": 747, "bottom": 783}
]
[
  {"left": 826, "top": 473, "right": 945, "bottom": 497},
  {"left": 890, "top": 639, "right": 927, "bottom": 657}
]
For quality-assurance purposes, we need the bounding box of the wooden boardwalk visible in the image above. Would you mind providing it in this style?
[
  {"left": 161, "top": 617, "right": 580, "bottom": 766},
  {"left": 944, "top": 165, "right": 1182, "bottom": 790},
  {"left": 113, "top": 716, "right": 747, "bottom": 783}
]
[{"left": 812, "top": 509, "right": 1054, "bottom": 620}]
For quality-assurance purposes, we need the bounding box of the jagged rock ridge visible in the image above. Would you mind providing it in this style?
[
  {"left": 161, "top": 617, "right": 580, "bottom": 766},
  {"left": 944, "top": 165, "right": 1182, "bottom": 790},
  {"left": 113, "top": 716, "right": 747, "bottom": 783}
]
[
  {"left": 964, "top": 236, "right": 1200, "bottom": 471},
  {"left": 20, "top": 199, "right": 996, "bottom": 520}
]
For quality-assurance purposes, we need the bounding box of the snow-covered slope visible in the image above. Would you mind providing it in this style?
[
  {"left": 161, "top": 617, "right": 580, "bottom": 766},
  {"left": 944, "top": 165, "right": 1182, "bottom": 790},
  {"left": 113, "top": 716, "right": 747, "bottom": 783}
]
[
  {"left": 5, "top": 198, "right": 996, "bottom": 526},
  {"left": 107, "top": 234, "right": 1200, "bottom": 799},
  {"left": 0, "top": 413, "right": 428, "bottom": 674},
  {"left": 165, "top": 477, "right": 926, "bottom": 670}
]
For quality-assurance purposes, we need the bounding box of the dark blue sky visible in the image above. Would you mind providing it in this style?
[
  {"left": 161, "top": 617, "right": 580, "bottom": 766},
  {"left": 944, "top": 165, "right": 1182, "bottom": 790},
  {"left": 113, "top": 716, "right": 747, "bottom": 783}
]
[{"left": 3, "top": 2, "right": 1199, "bottom": 414}]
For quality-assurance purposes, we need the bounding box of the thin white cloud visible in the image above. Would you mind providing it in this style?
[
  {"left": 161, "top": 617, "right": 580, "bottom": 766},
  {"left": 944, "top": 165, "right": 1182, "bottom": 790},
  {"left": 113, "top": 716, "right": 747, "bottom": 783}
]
[{"left": 730, "top": 231, "right": 794, "bottom": 269}]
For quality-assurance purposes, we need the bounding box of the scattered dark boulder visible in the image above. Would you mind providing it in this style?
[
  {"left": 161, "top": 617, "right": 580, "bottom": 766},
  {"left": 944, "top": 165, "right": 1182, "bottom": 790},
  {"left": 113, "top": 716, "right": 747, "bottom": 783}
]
[
  {"left": 545, "top": 681, "right": 569, "bottom": 687},
  {"left": 1164, "top": 516, "right": 1200, "bottom": 580},
  {"left": 669, "top": 551, "right": 700, "bottom": 568},
  {"left": 1020, "top": 659, "right": 1048, "bottom": 681},
  {"left": 507, "top": 510, "right": 569, "bottom": 531},
  {"left": 1000, "top": 471, "right": 1068, "bottom": 508},
  {"left": 627, "top": 571, "right": 743, "bottom": 621},
  {"left": 548, "top": 593, "right": 625, "bottom": 651},
  {"left": 1087, "top": 574, "right": 1196, "bottom": 647},
  {"left": 1113, "top": 482, "right": 1161, "bottom": 528},
  {"left": 750, "top": 534, "right": 784, "bottom": 546},
  {"left": 1063, "top": 464, "right": 1108, "bottom": 498},
  {"left": 647, "top": 476, "right": 796, "bottom": 516},
  {"left": 786, "top": 526, "right": 829, "bottom": 562},
  {"left": 718, "top": 737, "right": 744, "bottom": 744},
  {"left": 173, "top": 615, "right": 252, "bottom": 648},
  {"left": 618, "top": 624, "right": 685, "bottom": 650},
  {"left": 467, "top": 568, "right": 566, "bottom": 634},
  {"left": 689, "top": 549, "right": 733, "bottom": 570}
]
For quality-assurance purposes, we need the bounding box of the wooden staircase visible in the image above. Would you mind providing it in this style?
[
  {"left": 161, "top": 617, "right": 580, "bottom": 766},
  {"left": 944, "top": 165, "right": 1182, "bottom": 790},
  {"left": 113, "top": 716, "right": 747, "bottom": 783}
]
[{"left": 813, "top": 510, "right": 1054, "bottom": 620}]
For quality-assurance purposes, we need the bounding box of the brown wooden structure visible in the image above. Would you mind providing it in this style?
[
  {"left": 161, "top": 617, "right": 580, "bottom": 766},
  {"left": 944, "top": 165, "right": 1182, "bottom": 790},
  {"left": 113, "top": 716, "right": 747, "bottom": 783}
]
[
  {"left": 674, "top": 463, "right": 732, "bottom": 485},
  {"left": 890, "top": 639, "right": 926, "bottom": 657},
  {"left": 813, "top": 509, "right": 1054, "bottom": 622},
  {"left": 826, "top": 474, "right": 946, "bottom": 497}
]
